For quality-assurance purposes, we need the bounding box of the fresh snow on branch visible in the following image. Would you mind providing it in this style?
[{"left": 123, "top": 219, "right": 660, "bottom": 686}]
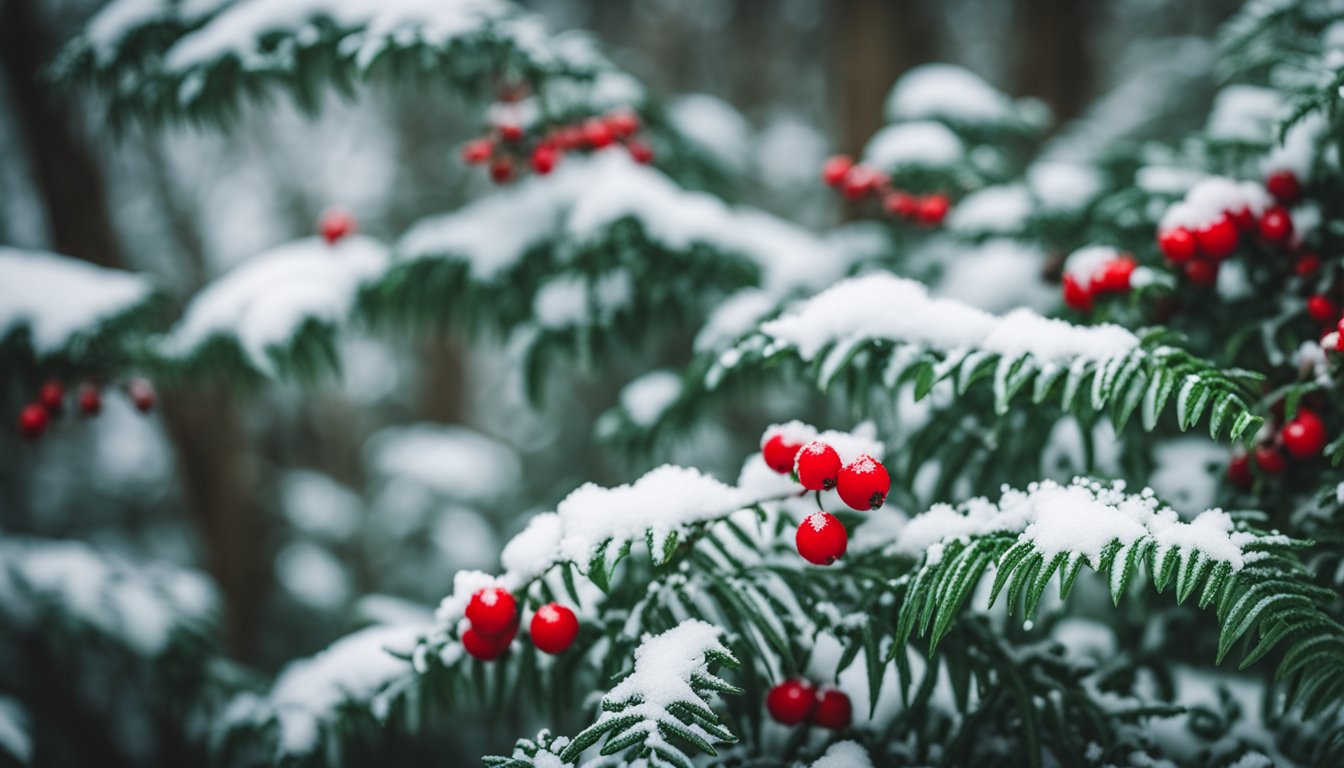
[
  {"left": 0, "top": 247, "right": 154, "bottom": 356},
  {"left": 811, "top": 741, "right": 875, "bottom": 768},
  {"left": 884, "top": 63, "right": 1041, "bottom": 127},
  {"left": 862, "top": 121, "right": 964, "bottom": 170}
]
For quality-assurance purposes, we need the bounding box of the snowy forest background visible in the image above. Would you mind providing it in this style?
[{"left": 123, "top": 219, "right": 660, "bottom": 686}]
[{"left": 1, "top": 0, "right": 1321, "bottom": 766}]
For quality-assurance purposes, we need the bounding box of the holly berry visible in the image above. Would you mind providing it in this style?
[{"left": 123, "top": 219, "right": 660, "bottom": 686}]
[
  {"left": 762, "top": 433, "right": 805, "bottom": 475},
  {"left": 1254, "top": 443, "right": 1287, "bottom": 474},
  {"left": 1296, "top": 253, "right": 1322, "bottom": 277},
  {"left": 1092, "top": 256, "right": 1137, "bottom": 294},
  {"left": 627, "top": 140, "right": 654, "bottom": 165},
  {"left": 883, "top": 191, "right": 917, "bottom": 218},
  {"left": 583, "top": 119, "right": 615, "bottom": 149},
  {"left": 821, "top": 155, "right": 853, "bottom": 187},
  {"left": 796, "top": 512, "right": 847, "bottom": 565},
  {"left": 795, "top": 441, "right": 841, "bottom": 490},
  {"left": 916, "top": 194, "right": 950, "bottom": 226},
  {"left": 319, "top": 208, "right": 355, "bottom": 245},
  {"left": 1195, "top": 215, "right": 1238, "bottom": 260},
  {"left": 1183, "top": 258, "right": 1218, "bottom": 287},
  {"left": 1259, "top": 206, "right": 1293, "bottom": 244},
  {"left": 1227, "top": 453, "right": 1253, "bottom": 491},
  {"left": 1266, "top": 170, "right": 1301, "bottom": 203},
  {"left": 1062, "top": 274, "right": 1093, "bottom": 312},
  {"left": 78, "top": 384, "right": 102, "bottom": 417},
  {"left": 836, "top": 455, "right": 889, "bottom": 511},
  {"left": 840, "top": 166, "right": 877, "bottom": 201},
  {"left": 1158, "top": 227, "right": 1197, "bottom": 263},
  {"left": 1282, "top": 409, "right": 1327, "bottom": 460},
  {"left": 490, "top": 158, "right": 515, "bottom": 184},
  {"left": 1307, "top": 295, "right": 1338, "bottom": 325},
  {"left": 461, "top": 138, "right": 494, "bottom": 165},
  {"left": 606, "top": 110, "right": 640, "bottom": 138},
  {"left": 813, "top": 687, "right": 853, "bottom": 730},
  {"left": 529, "top": 603, "right": 579, "bottom": 654},
  {"left": 38, "top": 380, "right": 65, "bottom": 414},
  {"left": 1230, "top": 207, "right": 1257, "bottom": 232},
  {"left": 497, "top": 123, "right": 524, "bottom": 143},
  {"left": 765, "top": 679, "right": 816, "bottom": 725},
  {"left": 462, "top": 625, "right": 513, "bottom": 661},
  {"left": 466, "top": 587, "right": 517, "bottom": 635},
  {"left": 531, "top": 145, "right": 558, "bottom": 175},
  {"left": 18, "top": 404, "right": 47, "bottom": 440},
  {"left": 128, "top": 378, "right": 155, "bottom": 413}
]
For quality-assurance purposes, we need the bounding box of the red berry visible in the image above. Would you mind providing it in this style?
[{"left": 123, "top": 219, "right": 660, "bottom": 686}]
[
  {"left": 916, "top": 194, "right": 950, "bottom": 226},
  {"left": 606, "top": 110, "right": 640, "bottom": 138},
  {"left": 583, "top": 119, "right": 615, "bottom": 149},
  {"left": 128, "top": 378, "right": 155, "bottom": 413},
  {"left": 1230, "top": 207, "right": 1257, "bottom": 232},
  {"left": 1183, "top": 258, "right": 1218, "bottom": 286},
  {"left": 813, "top": 687, "right": 853, "bottom": 730},
  {"left": 498, "top": 123, "right": 524, "bottom": 143},
  {"left": 461, "top": 138, "right": 494, "bottom": 165},
  {"left": 529, "top": 603, "right": 579, "bottom": 654},
  {"left": 1307, "top": 295, "right": 1338, "bottom": 325},
  {"left": 1227, "top": 453, "right": 1253, "bottom": 491},
  {"left": 1093, "top": 256, "right": 1137, "bottom": 294},
  {"left": 883, "top": 191, "right": 918, "bottom": 218},
  {"left": 766, "top": 679, "right": 816, "bottom": 725},
  {"left": 38, "top": 379, "right": 65, "bottom": 413},
  {"left": 840, "top": 166, "right": 877, "bottom": 200},
  {"left": 1062, "top": 273, "right": 1093, "bottom": 312},
  {"left": 78, "top": 384, "right": 101, "bottom": 417},
  {"left": 1158, "top": 228, "right": 1197, "bottom": 263},
  {"left": 762, "top": 433, "right": 805, "bottom": 475},
  {"left": 836, "top": 455, "right": 889, "bottom": 511},
  {"left": 1195, "top": 214, "right": 1239, "bottom": 260},
  {"left": 489, "top": 158, "right": 515, "bottom": 184},
  {"left": 1296, "top": 253, "right": 1322, "bottom": 277},
  {"left": 796, "top": 512, "right": 847, "bottom": 565},
  {"left": 795, "top": 441, "right": 841, "bottom": 490},
  {"left": 553, "top": 126, "right": 585, "bottom": 151},
  {"left": 1259, "top": 206, "right": 1293, "bottom": 244},
  {"left": 821, "top": 155, "right": 853, "bottom": 187},
  {"left": 462, "top": 625, "right": 513, "bottom": 661},
  {"left": 319, "top": 208, "right": 356, "bottom": 245},
  {"left": 626, "top": 140, "right": 654, "bottom": 165},
  {"left": 1266, "top": 170, "right": 1301, "bottom": 203},
  {"left": 465, "top": 587, "right": 517, "bottom": 635},
  {"left": 18, "top": 403, "right": 47, "bottom": 440},
  {"left": 1254, "top": 444, "right": 1287, "bottom": 474},
  {"left": 531, "top": 145, "right": 559, "bottom": 175},
  {"left": 1282, "top": 409, "right": 1327, "bottom": 460}
]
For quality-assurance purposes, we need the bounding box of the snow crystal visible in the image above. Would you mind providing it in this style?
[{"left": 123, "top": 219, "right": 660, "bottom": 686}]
[
  {"left": 364, "top": 423, "right": 520, "bottom": 503},
  {"left": 619, "top": 371, "right": 683, "bottom": 427},
  {"left": 947, "top": 185, "right": 1033, "bottom": 234},
  {"left": 863, "top": 121, "right": 964, "bottom": 169},
  {"left": 163, "top": 235, "right": 386, "bottom": 373},
  {"left": 810, "top": 740, "right": 874, "bottom": 768},
  {"left": 1027, "top": 162, "right": 1102, "bottom": 212},
  {"left": 270, "top": 623, "right": 423, "bottom": 754},
  {"left": 760, "top": 272, "right": 1137, "bottom": 364},
  {"left": 1205, "top": 85, "right": 1285, "bottom": 143},
  {"left": 0, "top": 247, "right": 153, "bottom": 355},
  {"left": 668, "top": 94, "right": 752, "bottom": 170},
  {"left": 884, "top": 64, "right": 1013, "bottom": 124}
]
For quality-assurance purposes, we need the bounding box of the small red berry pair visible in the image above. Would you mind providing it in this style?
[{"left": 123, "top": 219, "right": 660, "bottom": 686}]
[
  {"left": 319, "top": 208, "right": 356, "bottom": 244},
  {"left": 1242, "top": 408, "right": 1329, "bottom": 479},
  {"left": 462, "top": 588, "right": 579, "bottom": 660},
  {"left": 766, "top": 678, "right": 851, "bottom": 730}
]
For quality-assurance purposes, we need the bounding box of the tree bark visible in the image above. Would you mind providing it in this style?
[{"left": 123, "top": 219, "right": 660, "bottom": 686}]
[
  {"left": 1011, "top": 0, "right": 1096, "bottom": 122},
  {"left": 835, "top": 0, "right": 938, "bottom": 156}
]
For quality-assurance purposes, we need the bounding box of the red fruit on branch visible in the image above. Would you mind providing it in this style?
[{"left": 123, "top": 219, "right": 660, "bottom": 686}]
[
  {"left": 1282, "top": 409, "right": 1327, "bottom": 460},
  {"left": 319, "top": 208, "right": 356, "bottom": 245},
  {"left": 1092, "top": 256, "right": 1137, "bottom": 294},
  {"left": 795, "top": 441, "right": 841, "bottom": 490},
  {"left": 836, "top": 455, "right": 890, "bottom": 511},
  {"left": 1227, "top": 453, "right": 1253, "bottom": 491},
  {"left": 813, "top": 687, "right": 853, "bottom": 730},
  {"left": 840, "top": 166, "right": 877, "bottom": 200},
  {"left": 1265, "top": 170, "right": 1301, "bottom": 203},
  {"left": 1195, "top": 215, "right": 1238, "bottom": 260},
  {"left": 128, "top": 378, "right": 155, "bottom": 413},
  {"left": 1158, "top": 228, "right": 1197, "bottom": 263},
  {"left": 1307, "top": 295, "right": 1339, "bottom": 325},
  {"left": 529, "top": 603, "right": 579, "bottom": 654},
  {"left": 766, "top": 679, "right": 816, "bottom": 725},
  {"left": 1062, "top": 273, "right": 1093, "bottom": 312},
  {"left": 583, "top": 119, "right": 615, "bottom": 149},
  {"left": 916, "top": 194, "right": 950, "bottom": 226},
  {"left": 626, "top": 140, "right": 654, "bottom": 165},
  {"left": 530, "top": 145, "right": 558, "bottom": 175},
  {"left": 1183, "top": 258, "right": 1218, "bottom": 286},
  {"left": 883, "top": 190, "right": 918, "bottom": 218},
  {"left": 461, "top": 138, "right": 494, "bottom": 165},
  {"left": 490, "top": 158, "right": 515, "bottom": 184},
  {"left": 1259, "top": 206, "right": 1293, "bottom": 244},
  {"left": 1230, "top": 207, "right": 1257, "bottom": 232},
  {"left": 462, "top": 626, "right": 513, "bottom": 661},
  {"left": 38, "top": 379, "right": 65, "bottom": 414},
  {"left": 1295, "top": 253, "right": 1322, "bottom": 277},
  {"left": 1254, "top": 444, "right": 1287, "bottom": 474},
  {"left": 762, "top": 433, "right": 805, "bottom": 475},
  {"left": 497, "top": 123, "right": 524, "bottom": 143},
  {"left": 821, "top": 155, "right": 853, "bottom": 187},
  {"left": 466, "top": 587, "right": 517, "bottom": 635},
  {"left": 796, "top": 512, "right": 847, "bottom": 565},
  {"left": 606, "top": 110, "right": 640, "bottom": 138},
  {"left": 78, "top": 385, "right": 102, "bottom": 417},
  {"left": 18, "top": 403, "right": 48, "bottom": 440}
]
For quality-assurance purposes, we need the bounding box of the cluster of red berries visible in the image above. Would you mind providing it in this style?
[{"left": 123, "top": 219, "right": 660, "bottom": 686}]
[
  {"left": 1061, "top": 250, "right": 1137, "bottom": 313},
  {"left": 17, "top": 378, "right": 154, "bottom": 441},
  {"left": 1228, "top": 406, "right": 1328, "bottom": 488},
  {"left": 461, "top": 108, "right": 653, "bottom": 184},
  {"left": 319, "top": 208, "right": 356, "bottom": 245},
  {"left": 1156, "top": 172, "right": 1302, "bottom": 287},
  {"left": 821, "top": 155, "right": 951, "bottom": 226},
  {"left": 762, "top": 429, "right": 890, "bottom": 566},
  {"left": 461, "top": 586, "right": 579, "bottom": 661},
  {"left": 766, "top": 678, "right": 851, "bottom": 730}
]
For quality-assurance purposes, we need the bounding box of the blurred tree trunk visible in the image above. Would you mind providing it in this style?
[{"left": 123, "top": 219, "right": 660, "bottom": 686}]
[
  {"left": 1, "top": 0, "right": 268, "bottom": 661},
  {"left": 834, "top": 0, "right": 937, "bottom": 156},
  {"left": 1012, "top": 0, "right": 1096, "bottom": 122}
]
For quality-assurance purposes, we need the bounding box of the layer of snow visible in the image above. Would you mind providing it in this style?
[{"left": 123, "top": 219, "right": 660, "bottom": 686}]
[
  {"left": 1159, "top": 177, "right": 1273, "bottom": 231},
  {"left": 0, "top": 247, "right": 154, "bottom": 355},
  {"left": 162, "top": 235, "right": 386, "bottom": 373},
  {"left": 364, "top": 424, "right": 521, "bottom": 503},
  {"left": 694, "top": 289, "right": 776, "bottom": 351},
  {"left": 1027, "top": 162, "right": 1102, "bottom": 212},
  {"left": 1205, "top": 85, "right": 1284, "bottom": 143},
  {"left": 619, "top": 371, "right": 683, "bottom": 427},
  {"left": 755, "top": 272, "right": 1137, "bottom": 364},
  {"left": 884, "top": 64, "right": 1013, "bottom": 124},
  {"left": 892, "top": 479, "right": 1272, "bottom": 571},
  {"left": 1062, "top": 245, "right": 1121, "bottom": 283},
  {"left": 811, "top": 740, "right": 874, "bottom": 768},
  {"left": 668, "top": 94, "right": 752, "bottom": 170},
  {"left": 269, "top": 623, "right": 424, "bottom": 754},
  {"left": 863, "top": 121, "right": 964, "bottom": 169},
  {"left": 947, "top": 185, "right": 1033, "bottom": 233},
  {"left": 933, "top": 240, "right": 1055, "bottom": 315},
  {"left": 1263, "top": 112, "right": 1326, "bottom": 180}
]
